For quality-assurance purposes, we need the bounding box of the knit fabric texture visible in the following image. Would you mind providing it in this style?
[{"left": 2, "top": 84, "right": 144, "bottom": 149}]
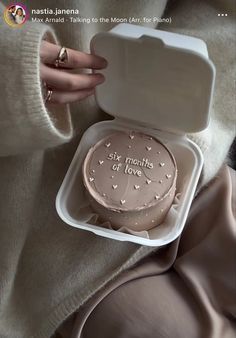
[{"left": 0, "top": 0, "right": 235, "bottom": 337}]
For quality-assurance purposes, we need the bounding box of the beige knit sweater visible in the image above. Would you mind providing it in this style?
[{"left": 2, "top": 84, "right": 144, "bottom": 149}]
[{"left": 0, "top": 1, "right": 235, "bottom": 337}]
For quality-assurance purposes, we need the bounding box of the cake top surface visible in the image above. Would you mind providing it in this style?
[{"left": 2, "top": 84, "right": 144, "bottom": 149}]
[{"left": 83, "top": 130, "right": 177, "bottom": 211}]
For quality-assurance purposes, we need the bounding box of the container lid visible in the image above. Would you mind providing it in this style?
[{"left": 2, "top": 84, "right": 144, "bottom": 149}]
[{"left": 91, "top": 23, "right": 215, "bottom": 134}]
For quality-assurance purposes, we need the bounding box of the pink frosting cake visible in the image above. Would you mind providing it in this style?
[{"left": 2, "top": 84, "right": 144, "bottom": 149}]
[{"left": 82, "top": 130, "right": 177, "bottom": 231}]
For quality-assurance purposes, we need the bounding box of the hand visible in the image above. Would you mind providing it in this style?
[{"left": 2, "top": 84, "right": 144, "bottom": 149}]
[{"left": 40, "top": 41, "right": 107, "bottom": 104}]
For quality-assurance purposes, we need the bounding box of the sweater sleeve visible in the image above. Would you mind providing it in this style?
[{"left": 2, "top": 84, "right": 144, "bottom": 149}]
[
  {"left": 159, "top": 0, "right": 236, "bottom": 188},
  {"left": 0, "top": 2, "right": 73, "bottom": 156}
]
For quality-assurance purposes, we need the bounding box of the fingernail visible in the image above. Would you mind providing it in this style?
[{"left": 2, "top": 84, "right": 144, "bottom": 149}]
[
  {"left": 97, "top": 74, "right": 105, "bottom": 84},
  {"left": 101, "top": 58, "right": 108, "bottom": 68}
]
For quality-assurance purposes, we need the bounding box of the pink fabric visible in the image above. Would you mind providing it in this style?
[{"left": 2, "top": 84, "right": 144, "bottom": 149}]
[{"left": 55, "top": 166, "right": 236, "bottom": 338}]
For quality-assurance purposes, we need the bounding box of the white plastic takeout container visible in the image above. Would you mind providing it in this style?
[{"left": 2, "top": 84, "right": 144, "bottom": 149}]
[{"left": 56, "top": 23, "right": 215, "bottom": 247}]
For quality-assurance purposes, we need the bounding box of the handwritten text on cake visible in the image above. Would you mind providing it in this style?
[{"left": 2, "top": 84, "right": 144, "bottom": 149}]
[{"left": 107, "top": 152, "right": 154, "bottom": 177}]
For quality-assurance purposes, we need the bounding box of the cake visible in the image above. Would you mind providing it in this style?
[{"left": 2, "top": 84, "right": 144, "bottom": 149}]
[{"left": 82, "top": 130, "right": 177, "bottom": 231}]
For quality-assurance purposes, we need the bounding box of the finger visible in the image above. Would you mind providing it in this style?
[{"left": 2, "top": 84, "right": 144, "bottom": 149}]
[
  {"left": 41, "top": 63, "right": 105, "bottom": 91},
  {"left": 40, "top": 41, "right": 107, "bottom": 69},
  {"left": 46, "top": 88, "right": 95, "bottom": 105}
]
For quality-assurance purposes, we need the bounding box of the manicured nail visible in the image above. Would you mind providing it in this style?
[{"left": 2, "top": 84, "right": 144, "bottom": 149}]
[
  {"left": 101, "top": 58, "right": 108, "bottom": 68},
  {"left": 97, "top": 74, "right": 105, "bottom": 84}
]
